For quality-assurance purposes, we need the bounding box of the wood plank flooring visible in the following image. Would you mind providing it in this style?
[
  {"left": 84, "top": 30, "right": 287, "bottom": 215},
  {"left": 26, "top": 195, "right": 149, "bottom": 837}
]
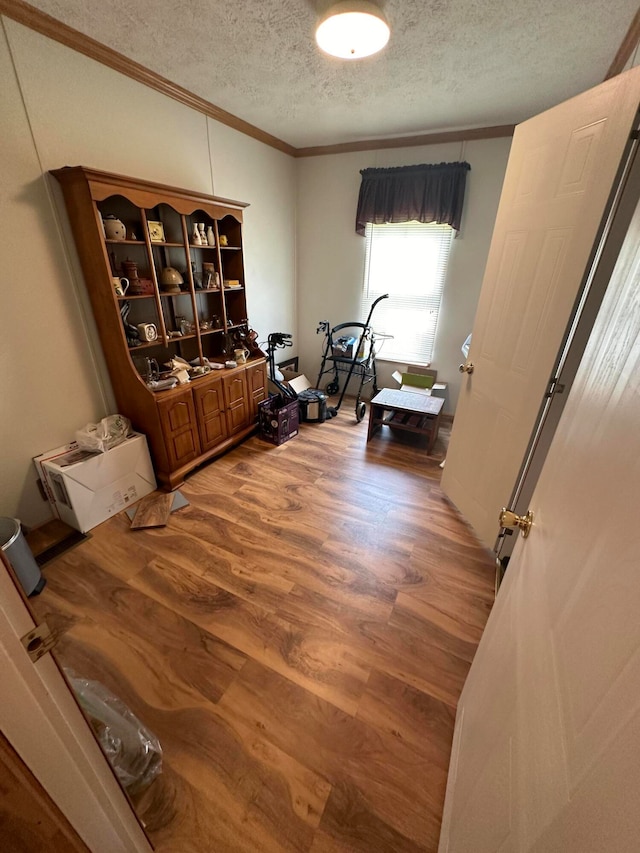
[{"left": 31, "top": 412, "right": 495, "bottom": 852}]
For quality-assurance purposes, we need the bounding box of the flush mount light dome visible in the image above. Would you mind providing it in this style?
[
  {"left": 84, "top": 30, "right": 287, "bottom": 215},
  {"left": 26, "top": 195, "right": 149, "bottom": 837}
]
[{"left": 315, "top": 1, "right": 390, "bottom": 60}]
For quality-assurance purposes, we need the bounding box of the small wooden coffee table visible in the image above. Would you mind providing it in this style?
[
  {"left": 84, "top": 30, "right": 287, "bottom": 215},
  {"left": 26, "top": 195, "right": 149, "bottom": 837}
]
[{"left": 367, "top": 388, "right": 444, "bottom": 453}]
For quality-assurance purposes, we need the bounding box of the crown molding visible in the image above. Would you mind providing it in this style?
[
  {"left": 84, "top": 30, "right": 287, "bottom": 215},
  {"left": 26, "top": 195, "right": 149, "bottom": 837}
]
[
  {"left": 605, "top": 7, "right": 640, "bottom": 80},
  {"left": 294, "top": 125, "right": 516, "bottom": 158}
]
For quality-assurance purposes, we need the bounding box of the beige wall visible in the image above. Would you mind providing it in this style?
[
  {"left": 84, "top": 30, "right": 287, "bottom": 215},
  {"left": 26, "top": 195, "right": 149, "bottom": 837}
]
[
  {"left": 295, "top": 138, "right": 512, "bottom": 413},
  {"left": 0, "top": 18, "right": 297, "bottom": 528}
]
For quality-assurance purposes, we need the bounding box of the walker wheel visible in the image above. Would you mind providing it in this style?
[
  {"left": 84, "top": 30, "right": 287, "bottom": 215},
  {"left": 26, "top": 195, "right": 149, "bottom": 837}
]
[
  {"left": 356, "top": 402, "right": 366, "bottom": 422},
  {"left": 326, "top": 381, "right": 339, "bottom": 396}
]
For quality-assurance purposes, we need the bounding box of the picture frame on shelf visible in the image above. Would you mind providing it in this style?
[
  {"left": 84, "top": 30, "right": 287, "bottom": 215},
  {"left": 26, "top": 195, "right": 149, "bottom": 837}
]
[{"left": 147, "top": 220, "right": 166, "bottom": 242}]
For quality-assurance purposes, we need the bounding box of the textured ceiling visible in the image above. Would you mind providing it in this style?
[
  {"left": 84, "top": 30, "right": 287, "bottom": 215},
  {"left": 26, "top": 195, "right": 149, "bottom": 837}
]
[{"left": 20, "top": 0, "right": 640, "bottom": 148}]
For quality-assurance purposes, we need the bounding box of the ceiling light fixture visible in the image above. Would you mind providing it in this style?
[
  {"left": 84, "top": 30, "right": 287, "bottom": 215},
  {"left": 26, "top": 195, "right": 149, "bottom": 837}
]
[{"left": 315, "top": 1, "right": 390, "bottom": 60}]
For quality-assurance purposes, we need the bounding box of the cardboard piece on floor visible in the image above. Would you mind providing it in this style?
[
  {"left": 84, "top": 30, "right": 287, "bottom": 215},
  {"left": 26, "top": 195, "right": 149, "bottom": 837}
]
[
  {"left": 125, "top": 490, "right": 189, "bottom": 521},
  {"left": 130, "top": 493, "right": 173, "bottom": 529}
]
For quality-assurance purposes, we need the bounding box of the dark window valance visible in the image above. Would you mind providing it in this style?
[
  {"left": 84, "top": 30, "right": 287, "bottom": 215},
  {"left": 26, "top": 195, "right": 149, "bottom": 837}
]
[{"left": 355, "top": 161, "right": 471, "bottom": 236}]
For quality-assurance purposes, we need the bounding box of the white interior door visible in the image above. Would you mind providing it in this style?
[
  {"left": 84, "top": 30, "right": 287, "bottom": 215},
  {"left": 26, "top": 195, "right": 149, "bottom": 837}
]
[
  {"left": 0, "top": 554, "right": 151, "bottom": 853},
  {"left": 438, "top": 173, "right": 640, "bottom": 853},
  {"left": 442, "top": 65, "right": 640, "bottom": 549}
]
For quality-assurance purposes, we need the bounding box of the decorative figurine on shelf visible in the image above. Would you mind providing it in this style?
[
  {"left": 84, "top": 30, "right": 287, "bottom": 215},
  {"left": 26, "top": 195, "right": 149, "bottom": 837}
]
[
  {"left": 160, "top": 267, "right": 184, "bottom": 294},
  {"left": 120, "top": 301, "right": 141, "bottom": 347},
  {"left": 197, "top": 223, "right": 207, "bottom": 246},
  {"left": 192, "top": 223, "right": 202, "bottom": 245},
  {"left": 189, "top": 260, "right": 202, "bottom": 289},
  {"left": 147, "top": 220, "right": 165, "bottom": 242},
  {"left": 122, "top": 258, "right": 138, "bottom": 278},
  {"left": 214, "top": 271, "right": 221, "bottom": 289},
  {"left": 206, "top": 225, "right": 215, "bottom": 246},
  {"left": 245, "top": 327, "right": 261, "bottom": 353},
  {"left": 219, "top": 234, "right": 228, "bottom": 247},
  {"left": 202, "top": 262, "right": 215, "bottom": 289},
  {"left": 122, "top": 258, "right": 143, "bottom": 295}
]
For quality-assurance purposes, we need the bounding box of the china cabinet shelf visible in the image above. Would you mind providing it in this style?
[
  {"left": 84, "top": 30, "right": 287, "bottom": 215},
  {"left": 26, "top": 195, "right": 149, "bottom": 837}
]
[
  {"left": 127, "top": 340, "right": 164, "bottom": 351},
  {"left": 117, "top": 294, "right": 155, "bottom": 301},
  {"left": 51, "top": 166, "right": 266, "bottom": 490},
  {"left": 105, "top": 238, "right": 143, "bottom": 245}
]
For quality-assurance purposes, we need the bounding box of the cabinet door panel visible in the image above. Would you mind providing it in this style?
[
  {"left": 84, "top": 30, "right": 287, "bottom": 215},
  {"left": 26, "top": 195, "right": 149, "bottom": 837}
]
[
  {"left": 194, "top": 378, "right": 228, "bottom": 452},
  {"left": 158, "top": 394, "right": 200, "bottom": 469},
  {"left": 222, "top": 372, "right": 250, "bottom": 436},
  {"left": 246, "top": 361, "right": 267, "bottom": 420},
  {"left": 223, "top": 374, "right": 247, "bottom": 407},
  {"left": 164, "top": 399, "right": 193, "bottom": 432},
  {"left": 171, "top": 429, "right": 199, "bottom": 465}
]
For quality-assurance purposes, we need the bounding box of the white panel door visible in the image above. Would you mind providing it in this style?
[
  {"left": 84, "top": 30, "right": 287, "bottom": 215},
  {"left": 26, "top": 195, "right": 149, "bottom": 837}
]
[
  {"left": 0, "top": 553, "right": 151, "bottom": 852},
  {"left": 439, "top": 173, "right": 640, "bottom": 853},
  {"left": 441, "top": 65, "right": 640, "bottom": 549}
]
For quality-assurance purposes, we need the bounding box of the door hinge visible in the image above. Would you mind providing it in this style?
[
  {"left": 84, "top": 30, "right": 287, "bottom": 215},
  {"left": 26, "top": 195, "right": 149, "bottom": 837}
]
[
  {"left": 21, "top": 622, "right": 58, "bottom": 663},
  {"left": 545, "top": 379, "right": 566, "bottom": 399}
]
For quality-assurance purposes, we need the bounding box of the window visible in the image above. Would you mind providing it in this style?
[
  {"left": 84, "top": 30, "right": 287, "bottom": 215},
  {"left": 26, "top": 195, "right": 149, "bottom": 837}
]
[{"left": 361, "top": 221, "right": 453, "bottom": 363}]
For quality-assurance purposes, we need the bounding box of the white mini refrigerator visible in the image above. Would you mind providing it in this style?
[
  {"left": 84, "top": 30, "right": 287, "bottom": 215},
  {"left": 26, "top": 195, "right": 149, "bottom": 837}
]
[{"left": 38, "top": 433, "right": 157, "bottom": 533}]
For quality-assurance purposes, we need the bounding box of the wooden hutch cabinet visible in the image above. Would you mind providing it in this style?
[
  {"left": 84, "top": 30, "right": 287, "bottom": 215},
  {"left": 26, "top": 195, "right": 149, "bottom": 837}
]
[{"left": 51, "top": 166, "right": 267, "bottom": 489}]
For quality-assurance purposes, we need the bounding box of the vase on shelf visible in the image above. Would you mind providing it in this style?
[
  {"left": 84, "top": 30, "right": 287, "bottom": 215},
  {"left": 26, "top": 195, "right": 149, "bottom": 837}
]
[
  {"left": 206, "top": 225, "right": 215, "bottom": 246},
  {"left": 190, "top": 260, "right": 202, "bottom": 289},
  {"left": 102, "top": 215, "right": 126, "bottom": 240},
  {"left": 197, "top": 223, "right": 207, "bottom": 246},
  {"left": 192, "top": 223, "right": 201, "bottom": 245}
]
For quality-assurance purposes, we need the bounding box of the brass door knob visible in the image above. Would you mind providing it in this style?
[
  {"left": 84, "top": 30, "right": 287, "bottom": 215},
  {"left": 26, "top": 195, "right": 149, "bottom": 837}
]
[
  {"left": 459, "top": 361, "right": 474, "bottom": 374},
  {"left": 499, "top": 508, "right": 534, "bottom": 538}
]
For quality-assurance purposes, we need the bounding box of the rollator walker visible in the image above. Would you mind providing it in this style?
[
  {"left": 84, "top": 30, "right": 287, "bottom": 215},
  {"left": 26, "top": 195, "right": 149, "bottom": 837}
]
[{"left": 315, "top": 294, "right": 389, "bottom": 422}]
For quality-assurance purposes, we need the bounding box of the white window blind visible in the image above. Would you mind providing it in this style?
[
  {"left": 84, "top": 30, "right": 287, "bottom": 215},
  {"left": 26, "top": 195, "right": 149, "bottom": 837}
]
[{"left": 361, "top": 221, "right": 453, "bottom": 364}]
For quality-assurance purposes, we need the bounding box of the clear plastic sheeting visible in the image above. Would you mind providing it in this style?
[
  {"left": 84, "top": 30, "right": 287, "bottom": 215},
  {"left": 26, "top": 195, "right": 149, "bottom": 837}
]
[
  {"left": 66, "top": 670, "right": 162, "bottom": 794},
  {"left": 76, "top": 414, "right": 131, "bottom": 453}
]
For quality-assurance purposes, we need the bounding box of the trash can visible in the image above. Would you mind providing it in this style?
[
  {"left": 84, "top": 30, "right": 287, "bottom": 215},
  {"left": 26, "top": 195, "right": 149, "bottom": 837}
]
[{"left": 0, "top": 518, "right": 46, "bottom": 596}]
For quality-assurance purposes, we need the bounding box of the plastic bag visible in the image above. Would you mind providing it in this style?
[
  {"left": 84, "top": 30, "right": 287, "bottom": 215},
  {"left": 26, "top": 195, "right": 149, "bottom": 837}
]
[
  {"left": 65, "top": 669, "right": 162, "bottom": 794},
  {"left": 76, "top": 414, "right": 131, "bottom": 453}
]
